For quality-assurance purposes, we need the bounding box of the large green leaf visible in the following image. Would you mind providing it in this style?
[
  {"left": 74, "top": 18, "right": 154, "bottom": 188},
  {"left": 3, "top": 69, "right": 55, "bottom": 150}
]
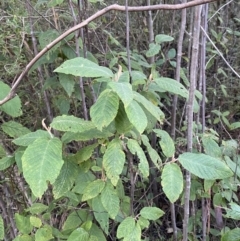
[
  {"left": 54, "top": 57, "right": 113, "bottom": 78},
  {"left": 117, "top": 217, "right": 135, "bottom": 239},
  {"left": 133, "top": 91, "right": 164, "bottom": 122},
  {"left": 178, "top": 152, "right": 233, "bottom": 180},
  {"left": 103, "top": 139, "right": 125, "bottom": 186},
  {"left": 90, "top": 89, "right": 119, "bottom": 131},
  {"left": 125, "top": 100, "right": 147, "bottom": 134},
  {"left": 221, "top": 228, "right": 240, "bottom": 241},
  {"left": 154, "top": 129, "right": 175, "bottom": 157},
  {"left": 0, "top": 215, "right": 4, "bottom": 240},
  {"left": 22, "top": 138, "right": 64, "bottom": 197},
  {"left": 108, "top": 82, "right": 133, "bottom": 107},
  {"left": 15, "top": 214, "right": 33, "bottom": 234},
  {"left": 51, "top": 115, "right": 95, "bottom": 133},
  {"left": 13, "top": 130, "right": 49, "bottom": 146},
  {"left": 161, "top": 163, "right": 183, "bottom": 203},
  {"left": 0, "top": 81, "right": 22, "bottom": 117},
  {"left": 53, "top": 160, "right": 78, "bottom": 199},
  {"left": 140, "top": 207, "right": 164, "bottom": 220},
  {"left": 1, "top": 121, "right": 30, "bottom": 138},
  {"left": 92, "top": 196, "right": 109, "bottom": 234},
  {"left": 154, "top": 77, "right": 188, "bottom": 98},
  {"left": 35, "top": 226, "right": 53, "bottom": 241},
  {"left": 127, "top": 139, "right": 149, "bottom": 178},
  {"left": 101, "top": 182, "right": 120, "bottom": 219},
  {"left": 82, "top": 179, "right": 105, "bottom": 201}
]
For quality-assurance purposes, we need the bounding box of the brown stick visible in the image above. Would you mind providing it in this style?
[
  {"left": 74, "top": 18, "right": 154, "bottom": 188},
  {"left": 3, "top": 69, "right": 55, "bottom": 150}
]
[{"left": 0, "top": 0, "right": 218, "bottom": 106}]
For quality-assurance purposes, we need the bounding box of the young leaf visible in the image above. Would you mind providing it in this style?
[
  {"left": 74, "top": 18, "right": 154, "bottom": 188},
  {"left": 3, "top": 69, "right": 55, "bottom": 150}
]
[
  {"left": 103, "top": 139, "right": 125, "bottom": 186},
  {"left": 92, "top": 196, "right": 109, "bottom": 234},
  {"left": 13, "top": 130, "right": 49, "bottom": 146},
  {"left": 15, "top": 214, "right": 33, "bottom": 234},
  {"left": 133, "top": 91, "right": 164, "bottom": 122},
  {"left": 101, "top": 182, "right": 120, "bottom": 219},
  {"left": 178, "top": 152, "right": 233, "bottom": 180},
  {"left": 51, "top": 115, "right": 95, "bottom": 133},
  {"left": 90, "top": 89, "right": 119, "bottom": 131},
  {"left": 0, "top": 81, "right": 22, "bottom": 117},
  {"left": 125, "top": 100, "right": 147, "bottom": 134},
  {"left": 154, "top": 129, "right": 175, "bottom": 157},
  {"left": 53, "top": 160, "right": 79, "bottom": 199},
  {"left": 108, "top": 82, "right": 133, "bottom": 107},
  {"left": 82, "top": 179, "right": 105, "bottom": 201},
  {"left": 74, "top": 143, "right": 98, "bottom": 163},
  {"left": 1, "top": 121, "right": 30, "bottom": 138},
  {"left": 54, "top": 57, "right": 113, "bottom": 78},
  {"left": 30, "top": 216, "right": 42, "bottom": 228},
  {"left": 127, "top": 139, "right": 149, "bottom": 178},
  {"left": 154, "top": 77, "right": 188, "bottom": 98},
  {"left": 140, "top": 207, "right": 164, "bottom": 220},
  {"left": 22, "top": 138, "right": 64, "bottom": 197},
  {"left": 117, "top": 217, "right": 135, "bottom": 239},
  {"left": 161, "top": 163, "right": 183, "bottom": 203}
]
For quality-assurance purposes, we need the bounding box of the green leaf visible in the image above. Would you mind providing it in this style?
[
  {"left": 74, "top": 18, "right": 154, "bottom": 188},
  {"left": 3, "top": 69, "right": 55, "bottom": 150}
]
[
  {"left": 161, "top": 163, "right": 183, "bottom": 203},
  {"left": 51, "top": 115, "right": 95, "bottom": 133},
  {"left": 154, "top": 77, "right": 188, "bottom": 98},
  {"left": 221, "top": 228, "right": 240, "bottom": 241},
  {"left": 231, "top": 122, "right": 240, "bottom": 130},
  {"left": 141, "top": 134, "right": 161, "bottom": 167},
  {"left": 108, "top": 82, "right": 133, "bottom": 107},
  {"left": 15, "top": 214, "right": 33, "bottom": 234},
  {"left": 59, "top": 73, "right": 75, "bottom": 97},
  {"left": 125, "top": 100, "right": 147, "bottom": 134},
  {"left": 101, "top": 182, "right": 120, "bottom": 219},
  {"left": 137, "top": 216, "right": 149, "bottom": 229},
  {"left": 39, "top": 30, "right": 60, "bottom": 51},
  {"left": 92, "top": 196, "right": 109, "bottom": 234},
  {"left": 0, "top": 156, "right": 15, "bottom": 170},
  {"left": 47, "top": 0, "right": 64, "bottom": 7},
  {"left": 115, "top": 101, "right": 133, "bottom": 134},
  {"left": 117, "top": 217, "right": 135, "bottom": 239},
  {"left": 13, "top": 130, "right": 49, "bottom": 146},
  {"left": 67, "top": 228, "right": 89, "bottom": 241},
  {"left": 90, "top": 223, "right": 107, "bottom": 241},
  {"left": 0, "top": 215, "right": 4, "bottom": 240},
  {"left": 225, "top": 202, "right": 240, "bottom": 220},
  {"left": 140, "top": 207, "right": 164, "bottom": 220},
  {"left": 1, "top": 121, "right": 30, "bottom": 138},
  {"left": 103, "top": 139, "right": 125, "bottom": 186},
  {"left": 0, "top": 81, "right": 22, "bottom": 117},
  {"left": 90, "top": 89, "right": 119, "bottom": 131},
  {"left": 202, "top": 136, "right": 222, "bottom": 158},
  {"left": 30, "top": 216, "right": 42, "bottom": 228},
  {"left": 74, "top": 143, "right": 98, "bottom": 163},
  {"left": 25, "top": 203, "right": 48, "bottom": 215},
  {"left": 22, "top": 138, "right": 64, "bottom": 197},
  {"left": 178, "top": 152, "right": 233, "bottom": 180},
  {"left": 53, "top": 160, "right": 78, "bottom": 199},
  {"left": 154, "top": 129, "right": 175, "bottom": 157},
  {"left": 127, "top": 139, "right": 149, "bottom": 178},
  {"left": 155, "top": 34, "right": 174, "bottom": 44},
  {"left": 146, "top": 43, "right": 161, "bottom": 57},
  {"left": 54, "top": 57, "right": 113, "bottom": 78},
  {"left": 82, "top": 179, "right": 105, "bottom": 201},
  {"left": 35, "top": 226, "right": 53, "bottom": 241},
  {"left": 133, "top": 91, "right": 164, "bottom": 122}
]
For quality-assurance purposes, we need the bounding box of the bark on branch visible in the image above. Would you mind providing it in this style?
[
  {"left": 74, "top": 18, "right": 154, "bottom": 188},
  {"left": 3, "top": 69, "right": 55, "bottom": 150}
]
[{"left": 0, "top": 0, "right": 218, "bottom": 106}]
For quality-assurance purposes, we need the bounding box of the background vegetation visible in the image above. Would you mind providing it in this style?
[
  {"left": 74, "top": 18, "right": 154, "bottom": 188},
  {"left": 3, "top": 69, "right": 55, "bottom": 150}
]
[{"left": 0, "top": 0, "right": 240, "bottom": 240}]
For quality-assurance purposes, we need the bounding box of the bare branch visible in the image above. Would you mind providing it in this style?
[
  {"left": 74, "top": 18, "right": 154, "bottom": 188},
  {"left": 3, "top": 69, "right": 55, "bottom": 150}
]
[{"left": 0, "top": 0, "right": 218, "bottom": 106}]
